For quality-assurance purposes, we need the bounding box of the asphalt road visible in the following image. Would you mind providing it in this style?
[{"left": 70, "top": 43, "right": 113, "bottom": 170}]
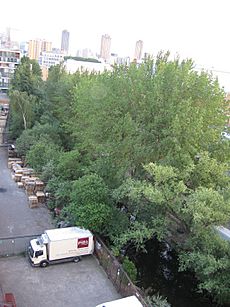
[
  {"left": 0, "top": 147, "right": 53, "bottom": 237},
  {"left": 0, "top": 255, "right": 120, "bottom": 307}
]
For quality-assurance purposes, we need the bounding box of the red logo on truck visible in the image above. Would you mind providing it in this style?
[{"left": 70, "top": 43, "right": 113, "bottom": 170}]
[{"left": 78, "top": 237, "right": 89, "bottom": 248}]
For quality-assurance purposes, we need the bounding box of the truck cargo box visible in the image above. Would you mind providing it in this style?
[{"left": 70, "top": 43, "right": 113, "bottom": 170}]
[{"left": 45, "top": 227, "right": 94, "bottom": 261}]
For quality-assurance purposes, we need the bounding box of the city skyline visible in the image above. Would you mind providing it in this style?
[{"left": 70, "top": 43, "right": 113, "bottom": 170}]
[{"left": 1, "top": 0, "right": 230, "bottom": 89}]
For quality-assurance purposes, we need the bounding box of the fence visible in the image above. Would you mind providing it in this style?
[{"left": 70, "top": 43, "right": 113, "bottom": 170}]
[
  {"left": 0, "top": 234, "right": 40, "bottom": 257},
  {"left": 94, "top": 236, "right": 148, "bottom": 307}
]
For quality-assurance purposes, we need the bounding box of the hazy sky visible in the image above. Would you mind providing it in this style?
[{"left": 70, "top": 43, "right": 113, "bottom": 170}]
[{"left": 1, "top": 0, "right": 230, "bottom": 90}]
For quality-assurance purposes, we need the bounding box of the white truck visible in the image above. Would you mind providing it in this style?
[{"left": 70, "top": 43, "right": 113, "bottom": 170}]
[
  {"left": 28, "top": 227, "right": 94, "bottom": 267},
  {"left": 96, "top": 296, "right": 143, "bottom": 307}
]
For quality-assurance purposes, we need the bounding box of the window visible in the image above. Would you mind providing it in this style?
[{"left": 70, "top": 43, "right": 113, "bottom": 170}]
[{"left": 35, "top": 250, "right": 43, "bottom": 257}]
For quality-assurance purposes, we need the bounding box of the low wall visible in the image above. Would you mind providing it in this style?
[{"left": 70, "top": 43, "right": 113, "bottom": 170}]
[{"left": 94, "top": 236, "right": 148, "bottom": 307}]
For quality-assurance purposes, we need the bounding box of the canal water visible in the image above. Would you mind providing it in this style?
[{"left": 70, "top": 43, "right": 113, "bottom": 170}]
[{"left": 128, "top": 238, "right": 225, "bottom": 307}]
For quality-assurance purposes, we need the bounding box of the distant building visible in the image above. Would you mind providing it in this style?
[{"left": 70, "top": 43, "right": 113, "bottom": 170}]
[
  {"left": 116, "top": 56, "right": 130, "bottom": 66},
  {"left": 64, "top": 59, "right": 112, "bottom": 74},
  {"left": 0, "top": 32, "right": 7, "bottom": 48},
  {"left": 134, "top": 40, "right": 143, "bottom": 61},
  {"left": 38, "top": 51, "right": 64, "bottom": 68},
  {"left": 20, "top": 41, "right": 29, "bottom": 57},
  {"left": 38, "top": 51, "right": 64, "bottom": 80},
  {"left": 76, "top": 48, "right": 96, "bottom": 59},
  {"left": 0, "top": 48, "right": 20, "bottom": 92},
  {"left": 28, "top": 39, "right": 42, "bottom": 60},
  {"left": 41, "top": 41, "right": 52, "bottom": 53},
  {"left": 100, "top": 34, "right": 111, "bottom": 62},
  {"left": 61, "top": 30, "right": 70, "bottom": 55},
  {"left": 28, "top": 39, "right": 52, "bottom": 60},
  {"left": 52, "top": 48, "right": 61, "bottom": 53}
]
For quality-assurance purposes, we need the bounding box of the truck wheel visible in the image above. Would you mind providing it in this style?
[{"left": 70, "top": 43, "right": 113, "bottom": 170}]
[
  {"left": 73, "top": 256, "right": 80, "bottom": 263},
  {"left": 40, "top": 261, "right": 49, "bottom": 268}
]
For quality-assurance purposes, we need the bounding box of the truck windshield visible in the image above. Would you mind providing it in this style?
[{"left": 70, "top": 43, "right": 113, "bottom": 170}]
[{"left": 28, "top": 243, "right": 34, "bottom": 258}]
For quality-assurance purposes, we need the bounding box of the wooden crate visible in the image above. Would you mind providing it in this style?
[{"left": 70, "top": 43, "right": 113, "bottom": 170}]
[
  {"left": 28, "top": 196, "right": 38, "bottom": 208},
  {"left": 21, "top": 176, "right": 30, "bottom": 186},
  {"left": 25, "top": 181, "right": 35, "bottom": 195},
  {"left": 14, "top": 174, "right": 22, "bottom": 182},
  {"left": 15, "top": 169, "right": 23, "bottom": 175},
  {"left": 35, "top": 180, "right": 44, "bottom": 192},
  {"left": 17, "top": 182, "right": 24, "bottom": 188},
  {"left": 22, "top": 169, "right": 33, "bottom": 176},
  {"left": 36, "top": 191, "right": 45, "bottom": 203},
  {"left": 8, "top": 158, "right": 22, "bottom": 168},
  {"left": 12, "top": 164, "right": 22, "bottom": 172}
]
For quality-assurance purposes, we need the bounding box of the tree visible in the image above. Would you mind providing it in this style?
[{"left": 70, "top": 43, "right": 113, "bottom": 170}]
[
  {"left": 15, "top": 122, "right": 63, "bottom": 156},
  {"left": 9, "top": 57, "right": 44, "bottom": 138},
  {"left": 70, "top": 174, "right": 109, "bottom": 205},
  {"left": 9, "top": 90, "right": 36, "bottom": 130},
  {"left": 63, "top": 174, "right": 112, "bottom": 233},
  {"left": 11, "top": 56, "right": 42, "bottom": 96},
  {"left": 26, "top": 140, "right": 61, "bottom": 172},
  {"left": 69, "top": 55, "right": 228, "bottom": 186},
  {"left": 113, "top": 161, "right": 230, "bottom": 303}
]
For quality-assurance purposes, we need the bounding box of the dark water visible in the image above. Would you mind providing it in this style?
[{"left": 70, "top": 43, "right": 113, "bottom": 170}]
[{"left": 128, "top": 239, "right": 222, "bottom": 307}]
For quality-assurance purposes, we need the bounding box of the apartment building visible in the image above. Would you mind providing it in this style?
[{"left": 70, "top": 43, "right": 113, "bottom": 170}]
[
  {"left": 28, "top": 39, "right": 52, "bottom": 60},
  {"left": 0, "top": 49, "right": 20, "bottom": 92}
]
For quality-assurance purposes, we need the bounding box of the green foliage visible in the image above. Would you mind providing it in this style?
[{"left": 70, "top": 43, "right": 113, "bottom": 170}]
[
  {"left": 9, "top": 57, "right": 43, "bottom": 137},
  {"left": 69, "top": 56, "right": 227, "bottom": 184},
  {"left": 179, "top": 232, "right": 230, "bottom": 303},
  {"left": 57, "top": 174, "right": 113, "bottom": 233},
  {"left": 9, "top": 90, "right": 37, "bottom": 131},
  {"left": 70, "top": 174, "right": 109, "bottom": 206},
  {"left": 26, "top": 140, "right": 61, "bottom": 172},
  {"left": 190, "top": 151, "right": 229, "bottom": 189},
  {"left": 65, "top": 202, "right": 111, "bottom": 233},
  {"left": 114, "top": 221, "right": 155, "bottom": 251},
  {"left": 53, "top": 180, "right": 73, "bottom": 208},
  {"left": 16, "top": 122, "right": 63, "bottom": 156},
  {"left": 11, "top": 56, "right": 42, "bottom": 96},
  {"left": 113, "top": 161, "right": 230, "bottom": 302},
  {"left": 64, "top": 56, "right": 101, "bottom": 63},
  {"left": 56, "top": 150, "right": 88, "bottom": 180},
  {"left": 122, "top": 257, "right": 137, "bottom": 282},
  {"left": 15, "top": 129, "right": 37, "bottom": 156},
  {"left": 146, "top": 294, "right": 171, "bottom": 307},
  {"left": 104, "top": 208, "right": 130, "bottom": 241},
  {"left": 182, "top": 187, "right": 230, "bottom": 229}
]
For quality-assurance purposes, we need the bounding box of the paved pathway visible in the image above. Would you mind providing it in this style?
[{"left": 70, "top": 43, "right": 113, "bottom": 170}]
[{"left": 0, "top": 147, "right": 53, "bottom": 237}]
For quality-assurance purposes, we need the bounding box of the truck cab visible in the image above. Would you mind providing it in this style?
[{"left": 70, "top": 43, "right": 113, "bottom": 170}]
[{"left": 28, "top": 234, "right": 48, "bottom": 267}]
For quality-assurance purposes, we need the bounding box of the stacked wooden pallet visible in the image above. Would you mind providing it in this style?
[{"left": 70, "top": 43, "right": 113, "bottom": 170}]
[{"left": 8, "top": 158, "right": 46, "bottom": 208}]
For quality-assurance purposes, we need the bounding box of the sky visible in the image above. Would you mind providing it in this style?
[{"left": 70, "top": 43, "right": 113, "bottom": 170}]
[{"left": 1, "top": 0, "right": 230, "bottom": 90}]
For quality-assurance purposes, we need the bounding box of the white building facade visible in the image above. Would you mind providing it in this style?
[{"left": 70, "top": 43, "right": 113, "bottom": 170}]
[
  {"left": 0, "top": 49, "right": 20, "bottom": 92},
  {"left": 38, "top": 51, "right": 64, "bottom": 69}
]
